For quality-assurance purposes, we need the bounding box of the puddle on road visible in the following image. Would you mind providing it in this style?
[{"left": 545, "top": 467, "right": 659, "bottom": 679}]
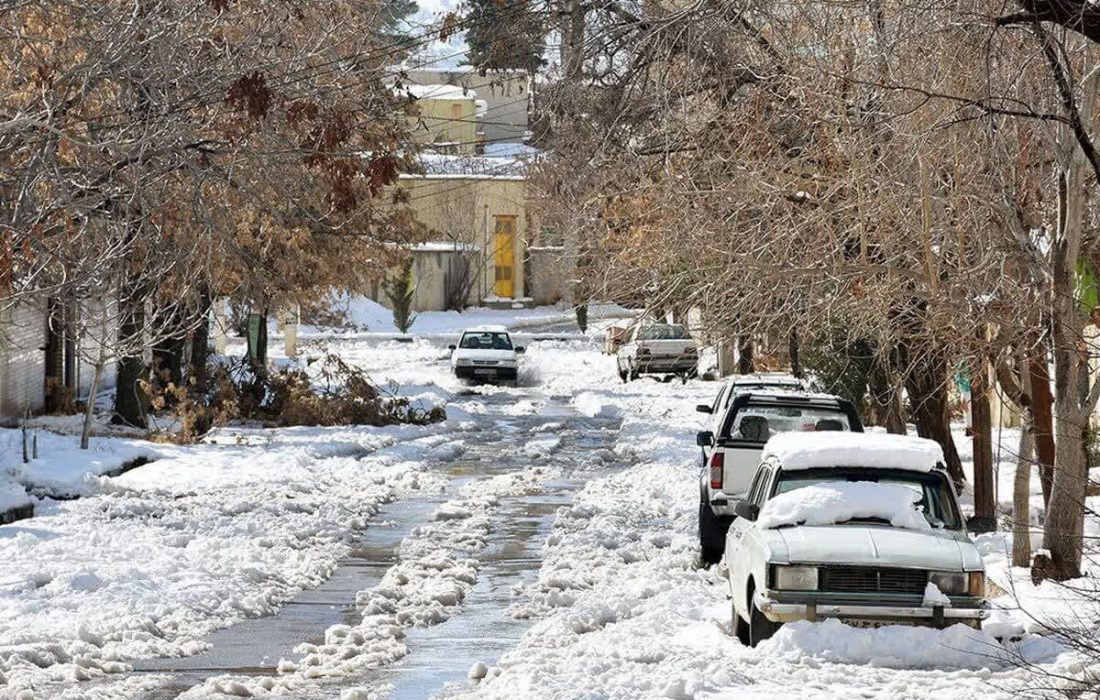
[{"left": 116, "top": 394, "right": 623, "bottom": 699}]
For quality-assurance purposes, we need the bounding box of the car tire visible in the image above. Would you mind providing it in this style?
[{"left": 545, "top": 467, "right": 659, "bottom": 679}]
[
  {"left": 698, "top": 500, "right": 726, "bottom": 566},
  {"left": 733, "top": 603, "right": 750, "bottom": 646},
  {"left": 748, "top": 584, "right": 781, "bottom": 647}
]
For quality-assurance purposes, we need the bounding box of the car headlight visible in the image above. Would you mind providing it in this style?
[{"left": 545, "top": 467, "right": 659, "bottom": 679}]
[
  {"left": 455, "top": 358, "right": 473, "bottom": 366},
  {"left": 501, "top": 359, "right": 517, "bottom": 366},
  {"left": 929, "top": 571, "right": 967, "bottom": 595},
  {"left": 771, "top": 564, "right": 818, "bottom": 591}
]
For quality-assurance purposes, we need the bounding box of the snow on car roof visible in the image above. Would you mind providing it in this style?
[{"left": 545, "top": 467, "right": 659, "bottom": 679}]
[
  {"left": 763, "top": 432, "right": 944, "bottom": 472},
  {"left": 463, "top": 325, "right": 509, "bottom": 333},
  {"left": 739, "top": 389, "right": 840, "bottom": 402},
  {"left": 730, "top": 373, "right": 801, "bottom": 384}
]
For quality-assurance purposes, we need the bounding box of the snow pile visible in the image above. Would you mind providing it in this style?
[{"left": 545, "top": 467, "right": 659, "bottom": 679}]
[
  {"left": 763, "top": 432, "right": 944, "bottom": 472},
  {"left": 0, "top": 427, "right": 161, "bottom": 499},
  {"left": 0, "top": 478, "right": 31, "bottom": 513},
  {"left": 757, "top": 481, "right": 931, "bottom": 531},
  {"left": 762, "top": 619, "right": 1061, "bottom": 670}
]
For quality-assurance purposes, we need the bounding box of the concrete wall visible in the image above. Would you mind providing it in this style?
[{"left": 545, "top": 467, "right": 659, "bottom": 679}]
[
  {"left": 527, "top": 246, "right": 565, "bottom": 305},
  {"left": 406, "top": 70, "right": 529, "bottom": 145},
  {"left": 0, "top": 301, "right": 46, "bottom": 421}
]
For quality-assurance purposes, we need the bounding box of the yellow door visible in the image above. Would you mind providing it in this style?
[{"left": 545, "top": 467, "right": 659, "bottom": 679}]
[{"left": 494, "top": 216, "right": 516, "bottom": 298}]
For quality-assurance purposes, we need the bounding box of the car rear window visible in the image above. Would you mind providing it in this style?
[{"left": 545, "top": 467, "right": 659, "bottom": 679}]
[
  {"left": 639, "top": 324, "right": 690, "bottom": 340},
  {"left": 726, "top": 404, "right": 851, "bottom": 441}
]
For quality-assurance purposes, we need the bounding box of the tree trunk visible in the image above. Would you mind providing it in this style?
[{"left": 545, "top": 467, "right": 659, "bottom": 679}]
[
  {"left": 970, "top": 354, "right": 996, "bottom": 532},
  {"left": 737, "top": 334, "right": 754, "bottom": 375},
  {"left": 905, "top": 352, "right": 965, "bottom": 487},
  {"left": 114, "top": 282, "right": 148, "bottom": 428},
  {"left": 246, "top": 311, "right": 268, "bottom": 371},
  {"left": 1030, "top": 355, "right": 1056, "bottom": 505},
  {"left": 43, "top": 297, "right": 64, "bottom": 413},
  {"left": 190, "top": 287, "right": 212, "bottom": 390},
  {"left": 152, "top": 307, "right": 185, "bottom": 388},
  {"left": 1012, "top": 420, "right": 1034, "bottom": 568},
  {"left": 869, "top": 351, "right": 906, "bottom": 434},
  {"left": 789, "top": 329, "right": 802, "bottom": 377},
  {"left": 81, "top": 352, "right": 105, "bottom": 450}
]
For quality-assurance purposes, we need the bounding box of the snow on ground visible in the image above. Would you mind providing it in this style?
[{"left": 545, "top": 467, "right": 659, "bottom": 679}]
[
  {"left": 305, "top": 296, "right": 631, "bottom": 338},
  {"left": 0, "top": 417, "right": 469, "bottom": 699},
  {"left": 1, "top": 306, "right": 1094, "bottom": 699}
]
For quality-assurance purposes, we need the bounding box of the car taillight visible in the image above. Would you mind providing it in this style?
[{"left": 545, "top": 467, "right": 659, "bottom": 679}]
[
  {"left": 968, "top": 571, "right": 986, "bottom": 596},
  {"left": 709, "top": 452, "right": 724, "bottom": 489}
]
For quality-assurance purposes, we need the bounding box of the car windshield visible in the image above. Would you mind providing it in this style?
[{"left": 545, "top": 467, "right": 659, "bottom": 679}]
[
  {"left": 726, "top": 404, "right": 851, "bottom": 441},
  {"left": 459, "top": 332, "right": 513, "bottom": 350},
  {"left": 773, "top": 468, "right": 961, "bottom": 530},
  {"left": 639, "top": 324, "right": 690, "bottom": 340}
]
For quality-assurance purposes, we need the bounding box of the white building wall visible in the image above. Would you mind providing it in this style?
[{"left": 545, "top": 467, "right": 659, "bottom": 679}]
[{"left": 0, "top": 301, "right": 46, "bottom": 421}]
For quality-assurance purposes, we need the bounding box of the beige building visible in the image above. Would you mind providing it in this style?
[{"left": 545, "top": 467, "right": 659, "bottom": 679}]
[
  {"left": 399, "top": 83, "right": 480, "bottom": 155},
  {"left": 404, "top": 69, "right": 530, "bottom": 146}
]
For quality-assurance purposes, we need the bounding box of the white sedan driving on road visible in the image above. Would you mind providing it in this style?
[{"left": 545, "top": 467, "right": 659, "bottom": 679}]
[
  {"left": 449, "top": 326, "right": 524, "bottom": 383},
  {"left": 725, "top": 432, "right": 987, "bottom": 646}
]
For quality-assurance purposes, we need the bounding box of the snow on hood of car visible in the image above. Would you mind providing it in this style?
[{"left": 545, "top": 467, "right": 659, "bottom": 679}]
[
  {"left": 763, "top": 432, "right": 943, "bottom": 472},
  {"left": 758, "top": 481, "right": 931, "bottom": 531}
]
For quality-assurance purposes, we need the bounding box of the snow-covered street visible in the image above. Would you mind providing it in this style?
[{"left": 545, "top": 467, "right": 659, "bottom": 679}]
[{"left": 0, "top": 324, "right": 1083, "bottom": 700}]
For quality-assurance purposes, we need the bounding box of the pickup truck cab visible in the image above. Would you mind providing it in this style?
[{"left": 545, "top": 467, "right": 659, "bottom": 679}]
[
  {"left": 696, "top": 390, "right": 863, "bottom": 564},
  {"left": 726, "top": 432, "right": 987, "bottom": 646},
  {"left": 448, "top": 326, "right": 524, "bottom": 383},
  {"left": 616, "top": 323, "right": 698, "bottom": 382}
]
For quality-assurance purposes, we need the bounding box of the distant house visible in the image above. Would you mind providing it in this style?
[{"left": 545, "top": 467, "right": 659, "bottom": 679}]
[{"left": 403, "top": 68, "right": 529, "bottom": 147}]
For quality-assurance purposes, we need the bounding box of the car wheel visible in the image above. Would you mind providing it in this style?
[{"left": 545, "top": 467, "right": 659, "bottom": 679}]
[
  {"left": 733, "top": 603, "right": 750, "bottom": 646},
  {"left": 748, "top": 583, "right": 781, "bottom": 647},
  {"left": 698, "top": 500, "right": 725, "bottom": 566}
]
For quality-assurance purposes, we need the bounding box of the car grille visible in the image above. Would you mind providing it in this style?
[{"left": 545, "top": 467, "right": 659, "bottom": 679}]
[
  {"left": 818, "top": 566, "right": 928, "bottom": 594},
  {"left": 473, "top": 360, "right": 499, "bottom": 366}
]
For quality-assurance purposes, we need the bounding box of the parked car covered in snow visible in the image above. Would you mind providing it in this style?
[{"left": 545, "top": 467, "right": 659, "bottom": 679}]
[
  {"left": 696, "top": 390, "right": 863, "bottom": 564},
  {"left": 616, "top": 323, "right": 698, "bottom": 382},
  {"left": 448, "top": 326, "right": 524, "bottom": 383},
  {"left": 725, "top": 432, "right": 988, "bottom": 646}
]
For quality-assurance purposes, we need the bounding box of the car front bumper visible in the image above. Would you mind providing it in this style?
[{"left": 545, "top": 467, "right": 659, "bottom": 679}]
[
  {"left": 454, "top": 366, "right": 518, "bottom": 381},
  {"left": 634, "top": 357, "right": 697, "bottom": 374},
  {"left": 755, "top": 592, "right": 988, "bottom": 626}
]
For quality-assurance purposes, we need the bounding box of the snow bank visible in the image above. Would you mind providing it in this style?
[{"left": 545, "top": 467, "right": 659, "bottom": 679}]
[
  {"left": 763, "top": 432, "right": 944, "bottom": 472},
  {"left": 0, "top": 478, "right": 31, "bottom": 513},
  {"left": 763, "top": 619, "right": 1061, "bottom": 670},
  {"left": 0, "top": 428, "right": 161, "bottom": 498},
  {"left": 757, "top": 481, "right": 931, "bottom": 531}
]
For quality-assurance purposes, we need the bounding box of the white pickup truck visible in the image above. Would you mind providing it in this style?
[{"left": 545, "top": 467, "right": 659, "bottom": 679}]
[
  {"left": 726, "top": 432, "right": 987, "bottom": 646},
  {"left": 695, "top": 390, "right": 863, "bottom": 564},
  {"left": 616, "top": 323, "right": 698, "bottom": 382}
]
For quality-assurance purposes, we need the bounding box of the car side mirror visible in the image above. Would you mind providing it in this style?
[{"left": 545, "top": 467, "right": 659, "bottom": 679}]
[
  {"left": 696, "top": 404, "right": 712, "bottom": 414},
  {"left": 696, "top": 431, "right": 714, "bottom": 447},
  {"left": 448, "top": 344, "right": 456, "bottom": 351},
  {"left": 515, "top": 346, "right": 525, "bottom": 354},
  {"left": 734, "top": 501, "right": 759, "bottom": 521}
]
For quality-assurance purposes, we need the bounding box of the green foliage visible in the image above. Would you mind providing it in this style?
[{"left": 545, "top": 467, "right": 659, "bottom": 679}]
[
  {"left": 464, "top": 0, "right": 546, "bottom": 74},
  {"left": 376, "top": 0, "right": 418, "bottom": 46},
  {"left": 575, "top": 303, "right": 588, "bottom": 333},
  {"left": 801, "top": 322, "right": 874, "bottom": 416},
  {"left": 385, "top": 257, "right": 417, "bottom": 334}
]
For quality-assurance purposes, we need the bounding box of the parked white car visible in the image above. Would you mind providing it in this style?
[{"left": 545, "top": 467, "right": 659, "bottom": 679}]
[
  {"left": 448, "top": 326, "right": 524, "bottom": 383},
  {"left": 616, "top": 323, "right": 698, "bottom": 382},
  {"left": 696, "top": 390, "right": 863, "bottom": 564},
  {"left": 725, "top": 432, "right": 987, "bottom": 646}
]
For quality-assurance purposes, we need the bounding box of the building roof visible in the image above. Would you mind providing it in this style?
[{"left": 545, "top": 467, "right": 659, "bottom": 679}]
[{"left": 400, "top": 149, "right": 536, "bottom": 180}]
